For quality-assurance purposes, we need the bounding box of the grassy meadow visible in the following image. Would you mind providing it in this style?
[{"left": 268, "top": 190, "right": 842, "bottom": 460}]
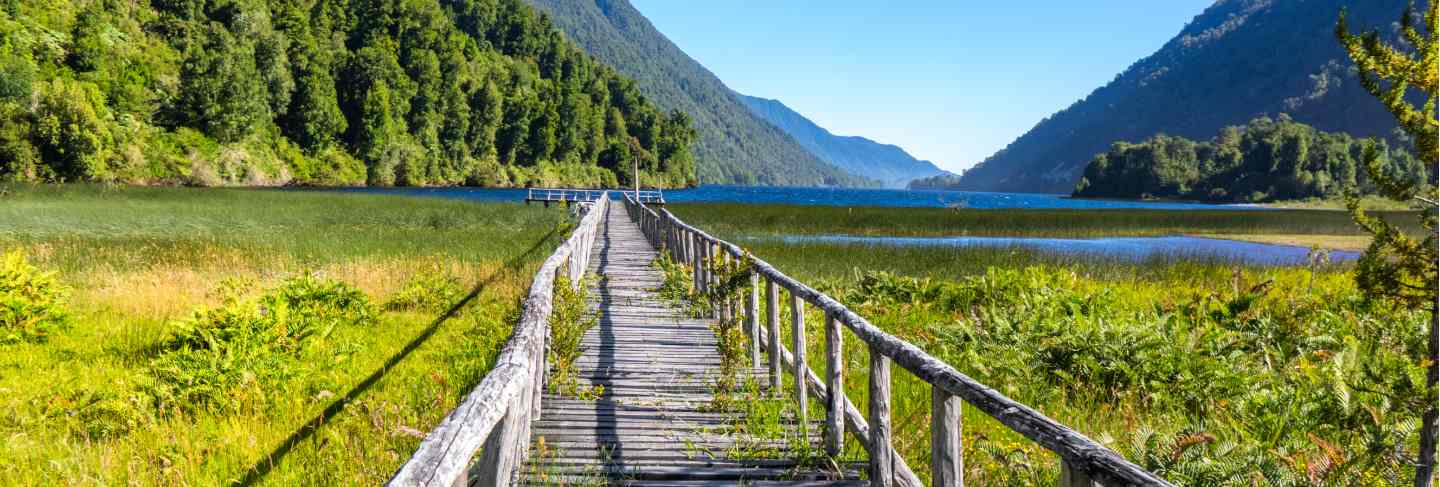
[
  {"left": 668, "top": 203, "right": 1423, "bottom": 251},
  {"left": 0, "top": 185, "right": 566, "bottom": 485},
  {"left": 667, "top": 204, "right": 1431, "bottom": 486}
]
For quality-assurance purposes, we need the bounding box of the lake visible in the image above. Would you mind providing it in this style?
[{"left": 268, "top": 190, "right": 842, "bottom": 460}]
[
  {"left": 746, "top": 234, "right": 1357, "bottom": 266},
  {"left": 334, "top": 185, "right": 1262, "bottom": 210}
]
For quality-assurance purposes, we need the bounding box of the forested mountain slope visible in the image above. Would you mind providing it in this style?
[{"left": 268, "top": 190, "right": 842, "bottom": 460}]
[
  {"left": 0, "top": 0, "right": 696, "bottom": 187},
  {"left": 948, "top": 0, "right": 1410, "bottom": 193},
  {"left": 738, "top": 94, "right": 951, "bottom": 188},
  {"left": 524, "top": 0, "right": 870, "bottom": 187}
]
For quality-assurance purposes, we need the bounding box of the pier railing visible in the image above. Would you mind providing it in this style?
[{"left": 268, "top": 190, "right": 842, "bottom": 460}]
[
  {"left": 389, "top": 194, "right": 608, "bottom": 487},
  {"left": 621, "top": 194, "right": 1173, "bottom": 487},
  {"left": 526, "top": 187, "right": 664, "bottom": 205}
]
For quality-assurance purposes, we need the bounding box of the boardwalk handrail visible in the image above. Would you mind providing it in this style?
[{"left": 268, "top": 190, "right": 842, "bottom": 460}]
[
  {"left": 390, "top": 194, "right": 608, "bottom": 487},
  {"left": 620, "top": 194, "right": 1174, "bottom": 487},
  {"left": 527, "top": 187, "right": 665, "bottom": 205}
]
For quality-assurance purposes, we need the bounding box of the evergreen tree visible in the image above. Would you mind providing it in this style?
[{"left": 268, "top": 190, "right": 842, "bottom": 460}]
[
  {"left": 177, "top": 25, "right": 268, "bottom": 144},
  {"left": 1337, "top": 2, "right": 1439, "bottom": 485}
]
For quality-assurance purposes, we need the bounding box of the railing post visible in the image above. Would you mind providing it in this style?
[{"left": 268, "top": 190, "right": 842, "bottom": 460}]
[
  {"left": 932, "top": 387, "right": 963, "bottom": 486},
  {"left": 476, "top": 403, "right": 521, "bottom": 487},
  {"left": 791, "top": 292, "right": 808, "bottom": 435},
  {"left": 767, "top": 278, "right": 781, "bottom": 395},
  {"left": 700, "top": 239, "right": 711, "bottom": 297},
  {"left": 748, "top": 271, "right": 761, "bottom": 368},
  {"left": 869, "top": 346, "right": 892, "bottom": 487},
  {"left": 1060, "top": 461, "right": 1099, "bottom": 487},
  {"left": 824, "top": 312, "right": 844, "bottom": 456},
  {"left": 691, "top": 233, "right": 702, "bottom": 294},
  {"left": 720, "top": 252, "right": 732, "bottom": 324}
]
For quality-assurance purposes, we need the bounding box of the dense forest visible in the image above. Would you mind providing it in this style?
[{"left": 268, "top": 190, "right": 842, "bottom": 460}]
[
  {"left": 940, "top": 0, "right": 1410, "bottom": 193},
  {"left": 1071, "top": 115, "right": 1432, "bottom": 202},
  {"left": 0, "top": 0, "right": 697, "bottom": 187},
  {"left": 523, "top": 0, "right": 871, "bottom": 187},
  {"left": 737, "top": 94, "right": 950, "bottom": 188}
]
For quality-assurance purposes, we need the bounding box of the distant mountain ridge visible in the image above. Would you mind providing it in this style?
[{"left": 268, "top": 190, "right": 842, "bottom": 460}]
[
  {"left": 524, "top": 0, "right": 871, "bottom": 187},
  {"left": 946, "top": 0, "right": 1409, "bottom": 193},
  {"left": 737, "top": 95, "right": 951, "bottom": 188}
]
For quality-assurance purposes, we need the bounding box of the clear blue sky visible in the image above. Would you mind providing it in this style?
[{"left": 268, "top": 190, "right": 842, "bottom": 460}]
[{"left": 629, "top": 1, "right": 1215, "bottom": 173}]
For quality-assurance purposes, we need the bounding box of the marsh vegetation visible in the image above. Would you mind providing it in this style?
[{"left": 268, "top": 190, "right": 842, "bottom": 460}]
[
  {"left": 669, "top": 203, "right": 1431, "bottom": 485},
  {"left": 0, "top": 185, "right": 564, "bottom": 484}
]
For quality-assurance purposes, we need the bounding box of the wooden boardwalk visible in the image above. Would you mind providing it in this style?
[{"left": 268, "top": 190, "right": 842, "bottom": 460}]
[
  {"left": 520, "top": 202, "right": 860, "bottom": 486},
  {"left": 392, "top": 193, "right": 1170, "bottom": 487}
]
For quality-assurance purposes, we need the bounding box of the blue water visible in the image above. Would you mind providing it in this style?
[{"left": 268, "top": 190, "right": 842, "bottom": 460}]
[
  {"left": 747, "top": 234, "right": 1356, "bottom": 266},
  {"left": 330, "top": 185, "right": 1261, "bottom": 210}
]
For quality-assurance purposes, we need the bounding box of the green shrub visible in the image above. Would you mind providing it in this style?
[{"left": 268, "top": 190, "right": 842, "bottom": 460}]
[
  {"left": 50, "top": 389, "right": 150, "bottom": 440},
  {"left": 828, "top": 267, "right": 1427, "bottom": 483},
  {"left": 547, "top": 274, "right": 599, "bottom": 398},
  {"left": 0, "top": 248, "right": 69, "bottom": 344},
  {"left": 147, "top": 275, "right": 374, "bottom": 412},
  {"left": 383, "top": 273, "right": 464, "bottom": 312}
]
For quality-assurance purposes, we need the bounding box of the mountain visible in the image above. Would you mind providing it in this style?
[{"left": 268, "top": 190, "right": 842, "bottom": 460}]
[
  {"left": 522, "top": 0, "right": 871, "bottom": 187},
  {"left": 0, "top": 0, "right": 698, "bottom": 188},
  {"left": 945, "top": 0, "right": 1410, "bottom": 194},
  {"left": 737, "top": 95, "right": 952, "bottom": 188}
]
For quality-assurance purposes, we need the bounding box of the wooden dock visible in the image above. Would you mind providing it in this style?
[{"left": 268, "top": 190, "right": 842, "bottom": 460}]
[
  {"left": 526, "top": 188, "right": 666, "bottom": 206},
  {"left": 521, "top": 202, "right": 858, "bottom": 485}
]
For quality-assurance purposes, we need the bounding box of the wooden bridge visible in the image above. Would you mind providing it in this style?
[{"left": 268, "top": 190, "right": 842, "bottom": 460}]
[{"left": 389, "top": 193, "right": 1175, "bottom": 486}]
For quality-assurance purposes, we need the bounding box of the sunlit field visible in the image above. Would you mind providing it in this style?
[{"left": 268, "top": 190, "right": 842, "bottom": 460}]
[
  {"left": 0, "top": 185, "right": 564, "bottom": 485},
  {"left": 668, "top": 204, "right": 1430, "bottom": 486}
]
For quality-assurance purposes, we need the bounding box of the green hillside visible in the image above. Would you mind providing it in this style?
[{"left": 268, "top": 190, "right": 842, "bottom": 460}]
[
  {"left": 738, "top": 94, "right": 951, "bottom": 188},
  {"left": 1073, "top": 115, "right": 1430, "bottom": 202},
  {"left": 523, "top": 0, "right": 871, "bottom": 187},
  {"left": 0, "top": 0, "right": 696, "bottom": 188},
  {"left": 947, "top": 0, "right": 1410, "bottom": 193}
]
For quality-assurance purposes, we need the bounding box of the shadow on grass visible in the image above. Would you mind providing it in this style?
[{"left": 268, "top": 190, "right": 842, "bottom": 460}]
[{"left": 233, "top": 226, "right": 562, "bottom": 486}]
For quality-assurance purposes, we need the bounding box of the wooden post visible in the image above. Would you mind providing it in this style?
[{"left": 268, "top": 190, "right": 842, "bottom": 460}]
[
  {"left": 720, "top": 252, "right": 732, "bottom": 323},
  {"left": 748, "top": 271, "right": 761, "bottom": 368},
  {"left": 1060, "top": 461, "right": 1098, "bottom": 487},
  {"left": 476, "top": 403, "right": 521, "bottom": 487},
  {"left": 932, "top": 387, "right": 963, "bottom": 486},
  {"left": 869, "top": 347, "right": 892, "bottom": 487},
  {"left": 791, "top": 293, "right": 807, "bottom": 434},
  {"left": 702, "top": 241, "right": 713, "bottom": 308},
  {"left": 691, "top": 233, "right": 702, "bottom": 294},
  {"left": 824, "top": 312, "right": 844, "bottom": 456},
  {"left": 767, "top": 278, "right": 781, "bottom": 395}
]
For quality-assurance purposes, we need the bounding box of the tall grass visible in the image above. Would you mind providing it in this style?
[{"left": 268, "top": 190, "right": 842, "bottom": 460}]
[
  {"left": 666, "top": 204, "right": 1425, "bottom": 485},
  {"left": 670, "top": 203, "right": 1424, "bottom": 239},
  {"left": 0, "top": 184, "right": 566, "bottom": 485}
]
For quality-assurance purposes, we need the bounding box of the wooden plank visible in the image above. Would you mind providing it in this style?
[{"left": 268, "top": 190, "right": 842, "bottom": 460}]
[
  {"left": 932, "top": 387, "right": 963, "bottom": 487},
  {"left": 824, "top": 312, "right": 844, "bottom": 457},
  {"left": 748, "top": 272, "right": 762, "bottom": 368},
  {"left": 1061, "top": 461, "right": 1100, "bottom": 487},
  {"left": 791, "top": 292, "right": 808, "bottom": 436},
  {"left": 869, "top": 348, "right": 892, "bottom": 487},
  {"left": 767, "top": 278, "right": 782, "bottom": 395}
]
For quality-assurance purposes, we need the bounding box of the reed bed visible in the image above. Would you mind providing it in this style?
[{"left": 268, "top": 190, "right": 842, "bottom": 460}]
[{"left": 0, "top": 185, "right": 565, "bottom": 485}]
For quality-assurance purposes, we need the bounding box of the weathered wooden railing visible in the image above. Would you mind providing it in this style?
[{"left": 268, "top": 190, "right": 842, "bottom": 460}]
[
  {"left": 621, "top": 194, "right": 1173, "bottom": 487},
  {"left": 389, "top": 194, "right": 608, "bottom": 487}
]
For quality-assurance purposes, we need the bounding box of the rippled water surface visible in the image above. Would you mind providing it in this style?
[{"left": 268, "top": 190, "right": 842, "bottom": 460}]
[
  {"left": 745, "top": 235, "right": 1356, "bottom": 266},
  {"left": 334, "top": 185, "right": 1263, "bottom": 210}
]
